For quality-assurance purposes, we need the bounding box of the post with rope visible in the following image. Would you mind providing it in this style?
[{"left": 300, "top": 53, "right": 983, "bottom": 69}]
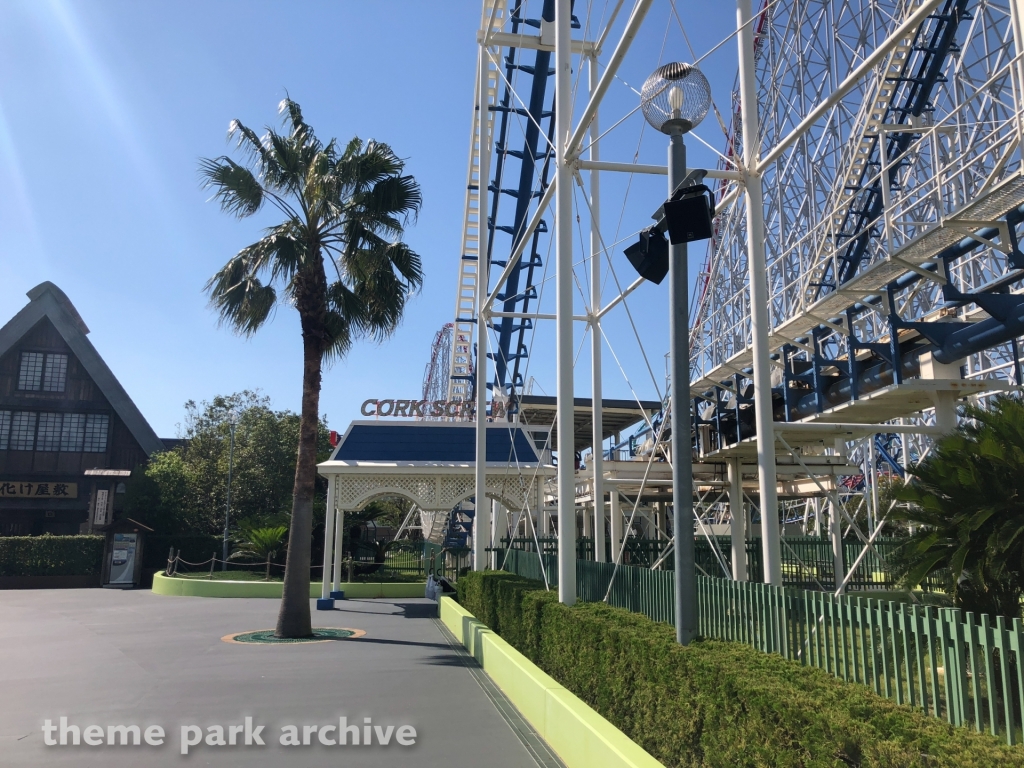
[{"left": 554, "top": 0, "right": 576, "bottom": 605}]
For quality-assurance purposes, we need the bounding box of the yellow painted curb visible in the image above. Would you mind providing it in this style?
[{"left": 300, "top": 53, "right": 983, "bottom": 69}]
[
  {"left": 439, "top": 596, "right": 663, "bottom": 768},
  {"left": 152, "top": 573, "right": 426, "bottom": 599}
]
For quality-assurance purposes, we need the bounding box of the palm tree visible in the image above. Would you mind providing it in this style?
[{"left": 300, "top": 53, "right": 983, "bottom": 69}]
[
  {"left": 230, "top": 525, "right": 288, "bottom": 580},
  {"left": 894, "top": 396, "right": 1024, "bottom": 618},
  {"left": 201, "top": 98, "right": 423, "bottom": 636}
]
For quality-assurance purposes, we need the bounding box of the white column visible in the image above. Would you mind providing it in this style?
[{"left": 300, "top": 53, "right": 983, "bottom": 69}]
[
  {"left": 728, "top": 458, "right": 747, "bottom": 581},
  {"left": 474, "top": 38, "right": 493, "bottom": 573},
  {"left": 555, "top": 0, "right": 576, "bottom": 605},
  {"left": 589, "top": 52, "right": 607, "bottom": 567},
  {"left": 932, "top": 391, "right": 957, "bottom": 434},
  {"left": 320, "top": 476, "right": 336, "bottom": 600},
  {"left": 610, "top": 488, "right": 623, "bottom": 562},
  {"left": 540, "top": 502, "right": 551, "bottom": 535},
  {"left": 737, "top": 0, "right": 782, "bottom": 586},
  {"left": 332, "top": 507, "right": 345, "bottom": 590},
  {"left": 830, "top": 491, "right": 845, "bottom": 594},
  {"left": 493, "top": 500, "right": 509, "bottom": 565},
  {"left": 868, "top": 436, "right": 879, "bottom": 536}
]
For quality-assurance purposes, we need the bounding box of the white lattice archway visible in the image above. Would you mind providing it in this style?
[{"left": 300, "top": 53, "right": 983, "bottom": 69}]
[
  {"left": 315, "top": 459, "right": 555, "bottom": 602},
  {"left": 330, "top": 470, "right": 542, "bottom": 513}
]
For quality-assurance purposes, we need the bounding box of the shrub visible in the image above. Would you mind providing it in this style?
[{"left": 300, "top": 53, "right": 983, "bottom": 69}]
[
  {"left": 0, "top": 535, "right": 104, "bottom": 577},
  {"left": 458, "top": 571, "right": 1024, "bottom": 768}
]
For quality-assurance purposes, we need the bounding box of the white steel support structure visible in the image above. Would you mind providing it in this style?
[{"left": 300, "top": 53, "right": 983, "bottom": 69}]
[
  {"left": 868, "top": 436, "right": 879, "bottom": 536},
  {"left": 728, "top": 458, "right": 746, "bottom": 581},
  {"left": 448, "top": 0, "right": 1024, "bottom": 599},
  {"left": 449, "top": 0, "right": 503, "bottom": 406},
  {"left": 610, "top": 489, "right": 623, "bottom": 557},
  {"left": 737, "top": 0, "right": 782, "bottom": 587},
  {"left": 589, "top": 53, "right": 607, "bottom": 564},
  {"left": 493, "top": 500, "right": 508, "bottom": 568},
  {"left": 555, "top": 0, "right": 576, "bottom": 605},
  {"left": 830, "top": 490, "right": 846, "bottom": 595},
  {"left": 474, "top": 39, "right": 494, "bottom": 572}
]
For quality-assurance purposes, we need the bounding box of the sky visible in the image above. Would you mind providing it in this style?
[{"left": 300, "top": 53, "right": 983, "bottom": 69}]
[{"left": 0, "top": 0, "right": 742, "bottom": 439}]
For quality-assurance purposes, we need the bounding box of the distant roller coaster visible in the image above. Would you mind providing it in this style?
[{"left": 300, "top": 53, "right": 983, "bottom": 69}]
[{"left": 421, "top": 322, "right": 454, "bottom": 407}]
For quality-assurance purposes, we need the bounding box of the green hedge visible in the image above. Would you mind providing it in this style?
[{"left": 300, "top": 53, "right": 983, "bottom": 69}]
[
  {"left": 458, "top": 571, "right": 1024, "bottom": 768},
  {"left": 0, "top": 535, "right": 104, "bottom": 577}
]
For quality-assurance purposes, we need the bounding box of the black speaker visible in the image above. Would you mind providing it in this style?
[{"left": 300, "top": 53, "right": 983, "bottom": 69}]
[
  {"left": 623, "top": 227, "right": 669, "bottom": 284},
  {"left": 664, "top": 184, "right": 715, "bottom": 245}
]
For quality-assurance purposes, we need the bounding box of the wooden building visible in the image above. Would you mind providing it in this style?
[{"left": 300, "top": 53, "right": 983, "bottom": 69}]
[{"left": 0, "top": 282, "right": 165, "bottom": 535}]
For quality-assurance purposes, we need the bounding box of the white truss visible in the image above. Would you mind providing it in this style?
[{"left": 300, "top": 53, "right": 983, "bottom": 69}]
[{"left": 692, "top": 0, "right": 1024, "bottom": 394}]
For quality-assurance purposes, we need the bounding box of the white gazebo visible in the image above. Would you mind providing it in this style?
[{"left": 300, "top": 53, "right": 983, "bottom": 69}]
[{"left": 315, "top": 420, "right": 554, "bottom": 605}]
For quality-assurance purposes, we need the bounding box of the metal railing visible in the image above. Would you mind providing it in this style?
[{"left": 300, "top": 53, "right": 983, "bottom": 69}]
[
  {"left": 423, "top": 541, "right": 472, "bottom": 582},
  {"left": 500, "top": 535, "right": 944, "bottom": 592},
  {"left": 497, "top": 549, "right": 1024, "bottom": 745}
]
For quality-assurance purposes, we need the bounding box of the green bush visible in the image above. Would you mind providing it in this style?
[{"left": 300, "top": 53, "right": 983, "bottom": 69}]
[
  {"left": 458, "top": 571, "right": 1024, "bottom": 768},
  {"left": 0, "top": 535, "right": 104, "bottom": 577}
]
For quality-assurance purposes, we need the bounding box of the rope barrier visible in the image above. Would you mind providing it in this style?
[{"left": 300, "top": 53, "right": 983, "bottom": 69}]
[{"left": 165, "top": 547, "right": 429, "bottom": 579}]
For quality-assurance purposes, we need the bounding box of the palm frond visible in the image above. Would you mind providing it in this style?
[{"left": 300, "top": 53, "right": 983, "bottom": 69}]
[
  {"left": 206, "top": 255, "right": 278, "bottom": 336},
  {"left": 199, "top": 157, "right": 264, "bottom": 218},
  {"left": 228, "top": 119, "right": 279, "bottom": 183}
]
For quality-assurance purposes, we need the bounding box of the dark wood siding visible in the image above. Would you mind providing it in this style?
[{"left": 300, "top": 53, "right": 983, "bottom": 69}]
[{"left": 0, "top": 318, "right": 152, "bottom": 534}]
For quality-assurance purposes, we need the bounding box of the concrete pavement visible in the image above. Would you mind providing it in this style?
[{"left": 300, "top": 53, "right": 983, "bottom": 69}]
[{"left": 0, "top": 589, "right": 556, "bottom": 767}]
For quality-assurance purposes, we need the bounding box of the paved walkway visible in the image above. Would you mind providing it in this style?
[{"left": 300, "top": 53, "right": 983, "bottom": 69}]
[{"left": 0, "top": 589, "right": 562, "bottom": 767}]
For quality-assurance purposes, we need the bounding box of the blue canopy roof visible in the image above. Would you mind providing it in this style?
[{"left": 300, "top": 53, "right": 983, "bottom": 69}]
[{"left": 331, "top": 422, "right": 542, "bottom": 464}]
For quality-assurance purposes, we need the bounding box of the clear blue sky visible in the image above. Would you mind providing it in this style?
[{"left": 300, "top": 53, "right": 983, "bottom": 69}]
[{"left": 0, "top": 0, "right": 740, "bottom": 438}]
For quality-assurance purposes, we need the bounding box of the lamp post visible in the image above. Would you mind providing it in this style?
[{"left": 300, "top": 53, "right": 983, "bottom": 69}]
[
  {"left": 222, "top": 409, "right": 238, "bottom": 571},
  {"left": 639, "top": 63, "right": 712, "bottom": 645}
]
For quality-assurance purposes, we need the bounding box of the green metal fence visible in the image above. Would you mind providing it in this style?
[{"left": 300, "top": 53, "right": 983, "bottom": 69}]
[
  {"left": 501, "top": 535, "right": 939, "bottom": 592},
  {"left": 498, "top": 549, "right": 1024, "bottom": 745},
  {"left": 422, "top": 542, "right": 472, "bottom": 581}
]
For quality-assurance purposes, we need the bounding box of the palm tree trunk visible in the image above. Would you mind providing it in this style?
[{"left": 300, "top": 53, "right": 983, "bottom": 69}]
[{"left": 275, "top": 320, "right": 323, "bottom": 637}]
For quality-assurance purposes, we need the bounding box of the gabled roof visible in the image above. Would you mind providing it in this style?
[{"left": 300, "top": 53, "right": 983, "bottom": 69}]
[
  {"left": 328, "top": 421, "right": 543, "bottom": 465},
  {"left": 0, "top": 282, "right": 164, "bottom": 456}
]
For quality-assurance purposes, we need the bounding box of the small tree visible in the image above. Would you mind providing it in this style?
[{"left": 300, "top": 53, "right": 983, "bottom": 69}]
[
  {"left": 231, "top": 525, "right": 288, "bottom": 580},
  {"left": 894, "top": 396, "right": 1024, "bottom": 618}
]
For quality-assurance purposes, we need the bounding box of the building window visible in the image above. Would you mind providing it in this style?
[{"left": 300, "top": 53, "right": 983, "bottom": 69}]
[
  {"left": 83, "top": 414, "right": 109, "bottom": 453},
  {"left": 60, "top": 413, "right": 85, "bottom": 452},
  {"left": 17, "top": 352, "right": 44, "bottom": 391},
  {"left": 0, "top": 411, "right": 9, "bottom": 450},
  {"left": 37, "top": 412, "right": 62, "bottom": 451},
  {"left": 43, "top": 354, "right": 68, "bottom": 392},
  {"left": 9, "top": 412, "right": 37, "bottom": 451},
  {"left": 17, "top": 352, "right": 68, "bottom": 393}
]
